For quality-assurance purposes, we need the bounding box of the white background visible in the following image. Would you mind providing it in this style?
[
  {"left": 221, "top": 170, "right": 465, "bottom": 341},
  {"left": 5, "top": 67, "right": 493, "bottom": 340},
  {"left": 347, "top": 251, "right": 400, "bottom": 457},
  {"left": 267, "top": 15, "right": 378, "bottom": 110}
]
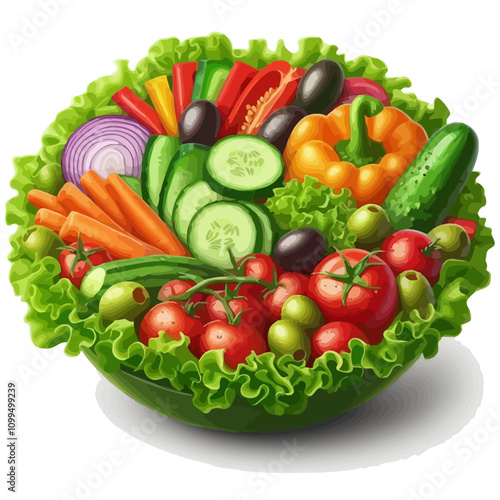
[{"left": 1, "top": 0, "right": 499, "bottom": 499}]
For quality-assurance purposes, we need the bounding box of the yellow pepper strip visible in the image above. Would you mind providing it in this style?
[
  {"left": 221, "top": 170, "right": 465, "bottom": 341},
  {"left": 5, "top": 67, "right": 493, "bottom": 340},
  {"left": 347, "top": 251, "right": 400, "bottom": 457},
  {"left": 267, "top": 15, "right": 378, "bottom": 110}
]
[
  {"left": 284, "top": 95, "right": 428, "bottom": 206},
  {"left": 145, "top": 76, "right": 179, "bottom": 137}
]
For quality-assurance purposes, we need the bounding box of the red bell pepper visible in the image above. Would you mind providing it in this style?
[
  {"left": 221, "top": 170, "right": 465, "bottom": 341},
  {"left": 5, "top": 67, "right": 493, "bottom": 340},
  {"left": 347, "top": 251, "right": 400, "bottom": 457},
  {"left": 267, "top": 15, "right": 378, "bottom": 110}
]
[
  {"left": 220, "top": 61, "right": 305, "bottom": 137},
  {"left": 443, "top": 217, "right": 477, "bottom": 239},
  {"left": 112, "top": 87, "right": 166, "bottom": 135},
  {"left": 216, "top": 61, "right": 258, "bottom": 124},
  {"left": 172, "top": 62, "right": 197, "bottom": 122}
]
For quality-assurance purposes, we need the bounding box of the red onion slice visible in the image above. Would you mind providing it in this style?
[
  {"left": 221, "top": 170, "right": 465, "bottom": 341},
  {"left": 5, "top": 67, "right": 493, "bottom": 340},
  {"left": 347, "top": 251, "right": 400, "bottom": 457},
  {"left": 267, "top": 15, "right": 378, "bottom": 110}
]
[
  {"left": 61, "top": 115, "right": 151, "bottom": 189},
  {"left": 333, "top": 77, "right": 391, "bottom": 108}
]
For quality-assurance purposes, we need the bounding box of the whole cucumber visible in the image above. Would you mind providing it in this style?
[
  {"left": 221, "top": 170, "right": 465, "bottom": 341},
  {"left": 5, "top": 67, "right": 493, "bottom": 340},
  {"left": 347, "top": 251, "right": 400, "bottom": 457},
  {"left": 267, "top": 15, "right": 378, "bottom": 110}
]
[
  {"left": 383, "top": 123, "right": 478, "bottom": 232},
  {"left": 80, "top": 255, "right": 223, "bottom": 310}
]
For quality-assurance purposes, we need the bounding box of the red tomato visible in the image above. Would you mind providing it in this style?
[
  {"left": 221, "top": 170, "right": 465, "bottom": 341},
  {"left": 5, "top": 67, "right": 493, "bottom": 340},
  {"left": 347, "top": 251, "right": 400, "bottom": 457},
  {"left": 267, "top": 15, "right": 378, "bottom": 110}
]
[
  {"left": 158, "top": 280, "right": 205, "bottom": 304},
  {"left": 199, "top": 320, "right": 267, "bottom": 369},
  {"left": 381, "top": 230, "right": 442, "bottom": 285},
  {"left": 158, "top": 279, "right": 210, "bottom": 325},
  {"left": 238, "top": 253, "right": 283, "bottom": 298},
  {"left": 262, "top": 272, "right": 309, "bottom": 321},
  {"left": 307, "top": 249, "right": 397, "bottom": 343},
  {"left": 311, "top": 322, "right": 369, "bottom": 358},
  {"left": 139, "top": 302, "right": 204, "bottom": 356},
  {"left": 59, "top": 241, "right": 112, "bottom": 289},
  {"left": 206, "top": 294, "right": 270, "bottom": 332}
]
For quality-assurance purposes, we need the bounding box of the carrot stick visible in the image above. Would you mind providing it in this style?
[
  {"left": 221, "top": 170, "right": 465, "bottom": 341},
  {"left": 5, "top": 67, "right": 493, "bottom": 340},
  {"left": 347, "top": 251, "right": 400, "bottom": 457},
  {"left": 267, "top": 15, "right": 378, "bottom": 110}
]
[
  {"left": 105, "top": 174, "right": 190, "bottom": 256},
  {"left": 35, "top": 209, "right": 67, "bottom": 233},
  {"left": 80, "top": 171, "right": 132, "bottom": 232},
  {"left": 58, "top": 183, "right": 125, "bottom": 233},
  {"left": 28, "top": 190, "right": 67, "bottom": 215},
  {"left": 59, "top": 212, "right": 165, "bottom": 260}
]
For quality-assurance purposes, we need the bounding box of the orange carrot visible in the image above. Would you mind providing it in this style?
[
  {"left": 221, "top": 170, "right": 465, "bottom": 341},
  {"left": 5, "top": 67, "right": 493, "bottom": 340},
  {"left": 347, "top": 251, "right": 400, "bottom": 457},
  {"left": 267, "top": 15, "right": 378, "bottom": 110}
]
[
  {"left": 80, "top": 171, "right": 132, "bottom": 232},
  {"left": 28, "top": 190, "right": 67, "bottom": 215},
  {"left": 105, "top": 174, "right": 190, "bottom": 256},
  {"left": 35, "top": 209, "right": 67, "bottom": 233},
  {"left": 59, "top": 212, "right": 165, "bottom": 260},
  {"left": 58, "top": 183, "right": 125, "bottom": 233}
]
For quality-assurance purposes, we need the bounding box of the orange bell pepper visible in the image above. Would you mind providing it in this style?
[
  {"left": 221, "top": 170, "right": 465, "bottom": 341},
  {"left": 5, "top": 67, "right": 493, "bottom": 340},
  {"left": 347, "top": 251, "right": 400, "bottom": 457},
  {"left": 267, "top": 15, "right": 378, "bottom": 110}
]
[{"left": 284, "top": 95, "right": 428, "bottom": 205}]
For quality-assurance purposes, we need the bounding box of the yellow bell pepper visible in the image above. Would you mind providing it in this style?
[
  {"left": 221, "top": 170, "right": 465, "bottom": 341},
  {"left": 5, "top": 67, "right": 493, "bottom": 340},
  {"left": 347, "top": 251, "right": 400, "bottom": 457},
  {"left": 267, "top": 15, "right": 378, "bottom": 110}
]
[
  {"left": 145, "top": 76, "right": 179, "bottom": 137},
  {"left": 284, "top": 95, "right": 428, "bottom": 205}
]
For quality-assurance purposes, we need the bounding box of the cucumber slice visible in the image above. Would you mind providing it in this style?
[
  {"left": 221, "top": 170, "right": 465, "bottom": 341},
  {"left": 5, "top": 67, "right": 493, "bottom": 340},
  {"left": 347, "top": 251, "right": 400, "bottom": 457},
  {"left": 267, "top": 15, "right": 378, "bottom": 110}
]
[
  {"left": 158, "top": 143, "right": 211, "bottom": 227},
  {"left": 188, "top": 201, "right": 262, "bottom": 269},
  {"left": 173, "top": 181, "right": 225, "bottom": 245},
  {"left": 240, "top": 201, "right": 277, "bottom": 255},
  {"left": 205, "top": 136, "right": 285, "bottom": 200},
  {"left": 141, "top": 135, "right": 180, "bottom": 213}
]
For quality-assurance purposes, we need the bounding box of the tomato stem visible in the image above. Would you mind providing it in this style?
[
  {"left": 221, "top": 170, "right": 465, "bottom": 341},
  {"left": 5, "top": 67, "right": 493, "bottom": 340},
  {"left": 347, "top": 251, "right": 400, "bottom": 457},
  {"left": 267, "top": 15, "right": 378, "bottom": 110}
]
[{"left": 316, "top": 249, "right": 383, "bottom": 306}]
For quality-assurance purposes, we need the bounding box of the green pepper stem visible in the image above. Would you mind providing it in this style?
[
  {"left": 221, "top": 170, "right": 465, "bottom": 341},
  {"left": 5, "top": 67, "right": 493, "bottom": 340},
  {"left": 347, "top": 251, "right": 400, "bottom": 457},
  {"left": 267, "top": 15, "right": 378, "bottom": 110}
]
[{"left": 334, "top": 95, "right": 386, "bottom": 168}]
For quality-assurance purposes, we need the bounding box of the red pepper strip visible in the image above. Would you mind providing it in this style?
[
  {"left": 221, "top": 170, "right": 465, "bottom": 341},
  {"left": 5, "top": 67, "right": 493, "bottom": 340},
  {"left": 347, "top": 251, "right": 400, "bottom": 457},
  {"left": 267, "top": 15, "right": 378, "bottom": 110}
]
[
  {"left": 172, "top": 62, "right": 197, "bottom": 122},
  {"left": 112, "top": 87, "right": 166, "bottom": 135},
  {"left": 220, "top": 61, "right": 305, "bottom": 137},
  {"left": 216, "top": 61, "right": 258, "bottom": 124},
  {"left": 443, "top": 217, "right": 477, "bottom": 239}
]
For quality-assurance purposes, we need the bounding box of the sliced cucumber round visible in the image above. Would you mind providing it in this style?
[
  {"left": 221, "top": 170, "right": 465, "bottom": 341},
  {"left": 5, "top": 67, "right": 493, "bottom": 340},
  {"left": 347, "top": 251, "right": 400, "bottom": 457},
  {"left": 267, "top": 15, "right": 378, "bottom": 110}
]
[
  {"left": 188, "top": 201, "right": 263, "bottom": 269},
  {"left": 240, "top": 201, "right": 277, "bottom": 256},
  {"left": 205, "top": 135, "right": 285, "bottom": 200},
  {"left": 173, "top": 181, "right": 225, "bottom": 245}
]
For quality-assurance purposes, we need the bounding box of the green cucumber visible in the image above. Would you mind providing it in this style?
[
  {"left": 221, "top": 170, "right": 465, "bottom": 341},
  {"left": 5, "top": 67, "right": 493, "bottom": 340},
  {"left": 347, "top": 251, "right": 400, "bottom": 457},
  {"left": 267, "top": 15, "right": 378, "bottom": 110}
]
[
  {"left": 80, "top": 255, "right": 223, "bottom": 309},
  {"left": 188, "top": 201, "right": 263, "bottom": 269},
  {"left": 118, "top": 175, "right": 142, "bottom": 198},
  {"left": 141, "top": 135, "right": 180, "bottom": 213},
  {"left": 383, "top": 123, "right": 478, "bottom": 232},
  {"left": 240, "top": 201, "right": 277, "bottom": 255},
  {"left": 158, "top": 143, "right": 211, "bottom": 227},
  {"left": 205, "top": 136, "right": 285, "bottom": 200},
  {"left": 173, "top": 181, "right": 225, "bottom": 246}
]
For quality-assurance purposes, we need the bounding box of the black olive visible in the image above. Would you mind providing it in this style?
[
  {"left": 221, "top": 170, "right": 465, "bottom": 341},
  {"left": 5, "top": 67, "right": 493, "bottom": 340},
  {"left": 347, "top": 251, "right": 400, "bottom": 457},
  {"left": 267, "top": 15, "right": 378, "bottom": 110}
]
[
  {"left": 293, "top": 59, "right": 345, "bottom": 114},
  {"left": 179, "top": 100, "right": 221, "bottom": 146},
  {"left": 257, "top": 106, "right": 307, "bottom": 153},
  {"left": 274, "top": 228, "right": 326, "bottom": 274}
]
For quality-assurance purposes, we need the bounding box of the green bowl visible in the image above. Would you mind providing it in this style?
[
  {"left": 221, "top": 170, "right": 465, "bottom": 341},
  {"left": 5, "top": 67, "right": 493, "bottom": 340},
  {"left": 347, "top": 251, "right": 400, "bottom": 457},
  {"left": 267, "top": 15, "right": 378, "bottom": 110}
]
[{"left": 84, "top": 347, "right": 417, "bottom": 433}]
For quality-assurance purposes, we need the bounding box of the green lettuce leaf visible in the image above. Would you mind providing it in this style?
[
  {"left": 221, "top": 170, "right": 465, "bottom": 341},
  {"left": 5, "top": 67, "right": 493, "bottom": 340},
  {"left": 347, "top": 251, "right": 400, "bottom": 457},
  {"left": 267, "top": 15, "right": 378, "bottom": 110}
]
[
  {"left": 265, "top": 176, "right": 357, "bottom": 252},
  {"left": 6, "top": 34, "right": 492, "bottom": 416}
]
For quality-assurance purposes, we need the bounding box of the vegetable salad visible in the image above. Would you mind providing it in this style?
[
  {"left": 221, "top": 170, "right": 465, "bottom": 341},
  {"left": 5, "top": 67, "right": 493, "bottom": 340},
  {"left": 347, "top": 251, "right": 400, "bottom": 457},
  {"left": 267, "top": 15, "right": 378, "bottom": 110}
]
[{"left": 7, "top": 35, "right": 493, "bottom": 423}]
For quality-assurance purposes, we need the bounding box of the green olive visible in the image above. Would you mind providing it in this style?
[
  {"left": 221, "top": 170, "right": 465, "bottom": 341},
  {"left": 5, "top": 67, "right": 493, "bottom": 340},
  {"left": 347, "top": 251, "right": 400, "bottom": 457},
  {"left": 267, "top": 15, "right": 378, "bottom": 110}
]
[
  {"left": 21, "top": 225, "right": 63, "bottom": 259},
  {"left": 267, "top": 319, "right": 311, "bottom": 362},
  {"left": 428, "top": 224, "right": 471, "bottom": 260},
  {"left": 99, "top": 282, "right": 150, "bottom": 321},
  {"left": 281, "top": 295, "right": 323, "bottom": 334},
  {"left": 397, "top": 270, "right": 435, "bottom": 320},
  {"left": 347, "top": 204, "right": 392, "bottom": 249},
  {"left": 33, "top": 164, "right": 64, "bottom": 194}
]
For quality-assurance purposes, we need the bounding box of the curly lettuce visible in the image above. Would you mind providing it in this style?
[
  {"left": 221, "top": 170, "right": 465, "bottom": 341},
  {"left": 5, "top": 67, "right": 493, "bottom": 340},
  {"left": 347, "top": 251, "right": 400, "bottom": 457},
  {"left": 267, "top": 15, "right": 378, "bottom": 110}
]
[
  {"left": 6, "top": 34, "right": 492, "bottom": 416},
  {"left": 265, "top": 176, "right": 357, "bottom": 252}
]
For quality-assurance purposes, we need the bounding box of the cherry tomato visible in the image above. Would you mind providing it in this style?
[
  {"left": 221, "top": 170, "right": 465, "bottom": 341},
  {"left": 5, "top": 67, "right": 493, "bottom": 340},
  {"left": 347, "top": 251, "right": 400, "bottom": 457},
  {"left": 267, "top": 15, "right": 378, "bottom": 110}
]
[
  {"left": 262, "top": 272, "right": 309, "bottom": 321},
  {"left": 380, "top": 229, "right": 442, "bottom": 285},
  {"left": 237, "top": 253, "right": 283, "bottom": 298},
  {"left": 206, "top": 294, "right": 270, "bottom": 332},
  {"left": 59, "top": 240, "right": 112, "bottom": 289},
  {"left": 311, "top": 322, "right": 369, "bottom": 359},
  {"left": 199, "top": 320, "right": 267, "bottom": 369},
  {"left": 307, "top": 249, "right": 397, "bottom": 343},
  {"left": 139, "top": 302, "right": 204, "bottom": 356},
  {"left": 158, "top": 279, "right": 210, "bottom": 325},
  {"left": 158, "top": 280, "right": 199, "bottom": 302}
]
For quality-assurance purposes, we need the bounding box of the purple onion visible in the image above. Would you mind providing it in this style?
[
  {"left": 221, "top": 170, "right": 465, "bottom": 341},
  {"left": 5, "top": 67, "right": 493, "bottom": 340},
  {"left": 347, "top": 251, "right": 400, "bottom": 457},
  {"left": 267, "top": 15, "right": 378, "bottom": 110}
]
[
  {"left": 333, "top": 77, "right": 391, "bottom": 108},
  {"left": 61, "top": 115, "right": 151, "bottom": 189}
]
